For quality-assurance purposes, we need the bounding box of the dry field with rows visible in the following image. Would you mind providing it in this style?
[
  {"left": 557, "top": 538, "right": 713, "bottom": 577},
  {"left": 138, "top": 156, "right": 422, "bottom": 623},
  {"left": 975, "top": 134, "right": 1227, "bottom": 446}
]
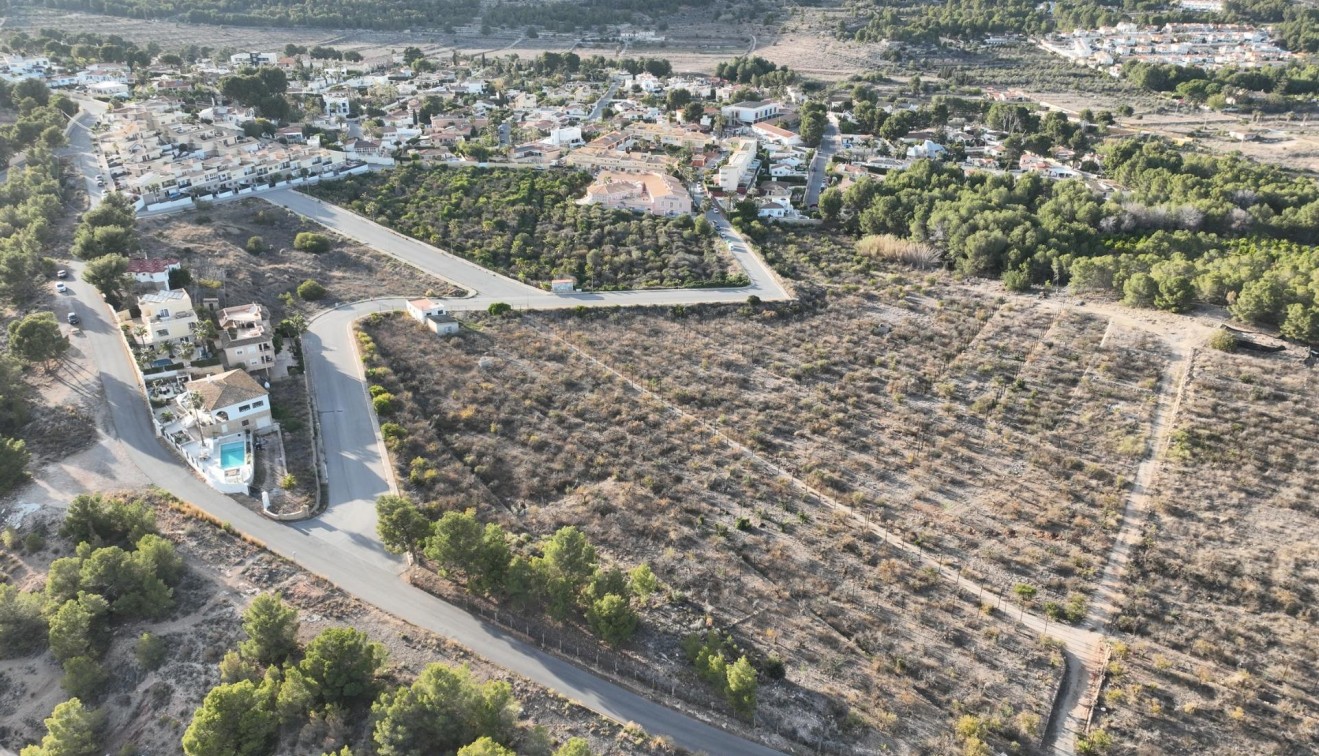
[
  {"left": 1096, "top": 348, "right": 1319, "bottom": 753},
  {"left": 559, "top": 287, "right": 1168, "bottom": 610},
  {"left": 361, "top": 284, "right": 1159, "bottom": 751}
]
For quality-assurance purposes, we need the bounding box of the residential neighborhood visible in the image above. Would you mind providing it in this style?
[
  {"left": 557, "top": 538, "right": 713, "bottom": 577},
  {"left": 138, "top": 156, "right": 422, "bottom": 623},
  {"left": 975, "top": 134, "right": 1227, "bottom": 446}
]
[{"left": 1040, "top": 22, "right": 1293, "bottom": 75}]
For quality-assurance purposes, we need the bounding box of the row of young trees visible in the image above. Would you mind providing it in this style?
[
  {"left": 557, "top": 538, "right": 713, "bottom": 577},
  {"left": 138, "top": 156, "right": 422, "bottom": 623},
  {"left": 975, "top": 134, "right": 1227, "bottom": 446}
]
[
  {"left": 377, "top": 497, "right": 656, "bottom": 647},
  {"left": 308, "top": 166, "right": 741, "bottom": 290},
  {"left": 816, "top": 138, "right": 1319, "bottom": 341},
  {"left": 181, "top": 592, "right": 598, "bottom": 755}
]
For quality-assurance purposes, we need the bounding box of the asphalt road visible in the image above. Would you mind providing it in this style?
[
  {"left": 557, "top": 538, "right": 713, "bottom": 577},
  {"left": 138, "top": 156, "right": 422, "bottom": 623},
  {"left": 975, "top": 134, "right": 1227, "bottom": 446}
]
[
  {"left": 588, "top": 80, "right": 621, "bottom": 122},
  {"left": 59, "top": 118, "right": 788, "bottom": 753},
  {"left": 65, "top": 262, "right": 784, "bottom": 756},
  {"left": 803, "top": 117, "right": 838, "bottom": 208}
]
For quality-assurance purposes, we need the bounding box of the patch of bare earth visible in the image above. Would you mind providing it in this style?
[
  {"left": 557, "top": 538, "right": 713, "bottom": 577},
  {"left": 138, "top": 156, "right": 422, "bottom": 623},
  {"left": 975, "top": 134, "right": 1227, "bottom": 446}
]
[
  {"left": 136, "top": 199, "right": 465, "bottom": 325},
  {"left": 1095, "top": 348, "right": 1319, "bottom": 752}
]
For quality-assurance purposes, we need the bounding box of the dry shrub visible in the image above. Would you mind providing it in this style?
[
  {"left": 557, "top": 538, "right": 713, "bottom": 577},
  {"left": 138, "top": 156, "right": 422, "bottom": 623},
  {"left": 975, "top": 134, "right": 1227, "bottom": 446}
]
[{"left": 856, "top": 235, "right": 941, "bottom": 268}]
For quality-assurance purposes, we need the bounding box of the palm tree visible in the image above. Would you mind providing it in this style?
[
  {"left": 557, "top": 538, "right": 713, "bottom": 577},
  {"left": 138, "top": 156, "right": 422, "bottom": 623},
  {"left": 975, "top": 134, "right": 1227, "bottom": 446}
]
[{"left": 182, "top": 390, "right": 205, "bottom": 428}]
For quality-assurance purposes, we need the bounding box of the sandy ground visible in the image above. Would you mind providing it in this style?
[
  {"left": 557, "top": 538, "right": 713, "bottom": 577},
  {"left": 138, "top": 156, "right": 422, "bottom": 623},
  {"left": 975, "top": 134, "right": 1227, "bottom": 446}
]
[{"left": 6, "top": 6, "right": 887, "bottom": 79}]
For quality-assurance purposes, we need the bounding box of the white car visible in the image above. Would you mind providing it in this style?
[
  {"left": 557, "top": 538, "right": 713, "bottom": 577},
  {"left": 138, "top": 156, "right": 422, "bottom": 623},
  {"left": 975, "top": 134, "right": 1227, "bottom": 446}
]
[{"left": 55, "top": 282, "right": 68, "bottom": 293}]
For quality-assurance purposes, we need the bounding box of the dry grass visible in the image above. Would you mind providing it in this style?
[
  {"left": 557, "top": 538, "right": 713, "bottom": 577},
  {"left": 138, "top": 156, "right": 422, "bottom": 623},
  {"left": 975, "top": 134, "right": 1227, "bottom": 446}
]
[
  {"left": 1099, "top": 349, "right": 1319, "bottom": 752},
  {"left": 363, "top": 306, "right": 1069, "bottom": 753},
  {"left": 856, "top": 234, "right": 941, "bottom": 268}
]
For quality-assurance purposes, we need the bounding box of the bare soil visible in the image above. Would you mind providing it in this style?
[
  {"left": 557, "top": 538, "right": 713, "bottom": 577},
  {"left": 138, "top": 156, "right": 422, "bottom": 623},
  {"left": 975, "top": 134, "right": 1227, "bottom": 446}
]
[
  {"left": 0, "top": 490, "right": 675, "bottom": 755},
  {"left": 136, "top": 199, "right": 465, "bottom": 325},
  {"left": 1095, "top": 346, "right": 1319, "bottom": 753}
]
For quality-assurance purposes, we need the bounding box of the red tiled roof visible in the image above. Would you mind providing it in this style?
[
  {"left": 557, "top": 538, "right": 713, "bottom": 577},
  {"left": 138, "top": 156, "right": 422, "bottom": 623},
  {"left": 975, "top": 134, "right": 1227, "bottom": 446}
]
[{"left": 126, "top": 257, "right": 180, "bottom": 274}]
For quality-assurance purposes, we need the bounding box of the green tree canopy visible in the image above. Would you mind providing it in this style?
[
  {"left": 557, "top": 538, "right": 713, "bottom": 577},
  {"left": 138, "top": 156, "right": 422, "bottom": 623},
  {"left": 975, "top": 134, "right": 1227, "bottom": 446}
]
[
  {"left": 19, "top": 697, "right": 104, "bottom": 756},
  {"left": 182, "top": 680, "right": 277, "bottom": 756},
  {"left": 297, "top": 627, "right": 387, "bottom": 707},
  {"left": 372, "top": 663, "right": 520, "bottom": 756},
  {"left": 239, "top": 593, "right": 300, "bottom": 666},
  {"left": 81, "top": 254, "right": 132, "bottom": 307},
  {"left": 375, "top": 494, "right": 432, "bottom": 557},
  {"left": 8, "top": 312, "right": 69, "bottom": 366}
]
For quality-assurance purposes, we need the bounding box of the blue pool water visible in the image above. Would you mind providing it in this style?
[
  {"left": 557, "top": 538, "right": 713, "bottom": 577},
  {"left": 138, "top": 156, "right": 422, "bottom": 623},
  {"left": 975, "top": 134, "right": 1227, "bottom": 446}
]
[{"left": 219, "top": 441, "right": 246, "bottom": 470}]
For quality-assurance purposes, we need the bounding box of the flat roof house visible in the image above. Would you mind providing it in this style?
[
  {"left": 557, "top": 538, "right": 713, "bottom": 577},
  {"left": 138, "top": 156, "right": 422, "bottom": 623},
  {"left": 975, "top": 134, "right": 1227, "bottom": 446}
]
[
  {"left": 721, "top": 100, "right": 782, "bottom": 125},
  {"left": 406, "top": 298, "right": 460, "bottom": 336},
  {"left": 217, "top": 303, "right": 276, "bottom": 373},
  {"left": 138, "top": 289, "right": 199, "bottom": 346}
]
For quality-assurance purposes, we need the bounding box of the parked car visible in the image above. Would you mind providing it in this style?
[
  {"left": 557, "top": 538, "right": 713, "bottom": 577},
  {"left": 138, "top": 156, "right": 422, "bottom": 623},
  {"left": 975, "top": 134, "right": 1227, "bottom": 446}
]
[
  {"left": 55, "top": 282, "right": 67, "bottom": 293},
  {"left": 66, "top": 312, "right": 80, "bottom": 325},
  {"left": 56, "top": 269, "right": 68, "bottom": 279}
]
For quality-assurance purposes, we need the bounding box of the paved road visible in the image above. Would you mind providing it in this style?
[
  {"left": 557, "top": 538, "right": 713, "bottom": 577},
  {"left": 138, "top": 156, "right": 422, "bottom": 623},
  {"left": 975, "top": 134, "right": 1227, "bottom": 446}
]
[
  {"left": 266, "top": 188, "right": 791, "bottom": 308},
  {"left": 588, "top": 79, "right": 621, "bottom": 122},
  {"left": 63, "top": 260, "right": 783, "bottom": 756},
  {"left": 803, "top": 116, "right": 838, "bottom": 208},
  {"left": 56, "top": 120, "right": 788, "bottom": 753},
  {"left": 60, "top": 108, "right": 107, "bottom": 206}
]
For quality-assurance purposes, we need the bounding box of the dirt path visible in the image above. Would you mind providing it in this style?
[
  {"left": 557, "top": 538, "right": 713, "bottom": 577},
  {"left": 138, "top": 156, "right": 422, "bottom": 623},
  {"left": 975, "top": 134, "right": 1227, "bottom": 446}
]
[{"left": 1084, "top": 348, "right": 1193, "bottom": 631}]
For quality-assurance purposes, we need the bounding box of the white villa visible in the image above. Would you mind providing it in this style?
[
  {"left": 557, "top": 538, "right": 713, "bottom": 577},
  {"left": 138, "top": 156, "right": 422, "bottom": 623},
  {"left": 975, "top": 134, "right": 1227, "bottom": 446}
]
[{"left": 161, "top": 369, "right": 273, "bottom": 493}]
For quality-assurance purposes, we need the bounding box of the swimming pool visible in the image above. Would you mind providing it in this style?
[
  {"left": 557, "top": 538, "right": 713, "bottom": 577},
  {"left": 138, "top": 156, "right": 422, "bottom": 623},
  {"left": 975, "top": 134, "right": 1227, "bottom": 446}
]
[{"left": 219, "top": 441, "right": 246, "bottom": 470}]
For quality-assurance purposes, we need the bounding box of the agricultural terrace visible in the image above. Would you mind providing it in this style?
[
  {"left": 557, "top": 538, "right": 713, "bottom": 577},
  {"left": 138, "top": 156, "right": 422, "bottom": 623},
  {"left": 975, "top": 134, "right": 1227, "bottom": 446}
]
[
  {"left": 1101, "top": 348, "right": 1319, "bottom": 753},
  {"left": 359, "top": 307, "right": 1062, "bottom": 754},
  {"left": 560, "top": 287, "right": 1168, "bottom": 606},
  {"left": 306, "top": 166, "right": 745, "bottom": 291}
]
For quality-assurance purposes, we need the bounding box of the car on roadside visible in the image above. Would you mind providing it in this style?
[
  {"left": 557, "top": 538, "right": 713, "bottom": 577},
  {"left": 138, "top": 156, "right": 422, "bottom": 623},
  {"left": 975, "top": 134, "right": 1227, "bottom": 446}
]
[
  {"left": 55, "top": 282, "right": 67, "bottom": 293},
  {"left": 67, "top": 312, "right": 80, "bottom": 326},
  {"left": 57, "top": 269, "right": 68, "bottom": 279}
]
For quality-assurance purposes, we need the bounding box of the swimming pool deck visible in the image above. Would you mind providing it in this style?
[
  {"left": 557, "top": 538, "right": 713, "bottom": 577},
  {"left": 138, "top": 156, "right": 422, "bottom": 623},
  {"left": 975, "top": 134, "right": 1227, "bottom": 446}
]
[{"left": 156, "top": 412, "right": 254, "bottom": 494}]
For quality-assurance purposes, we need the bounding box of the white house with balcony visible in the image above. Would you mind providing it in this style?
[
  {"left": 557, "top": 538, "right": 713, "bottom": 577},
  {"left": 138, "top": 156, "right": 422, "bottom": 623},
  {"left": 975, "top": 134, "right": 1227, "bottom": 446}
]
[
  {"left": 217, "top": 303, "right": 277, "bottom": 372},
  {"left": 138, "top": 289, "right": 199, "bottom": 345}
]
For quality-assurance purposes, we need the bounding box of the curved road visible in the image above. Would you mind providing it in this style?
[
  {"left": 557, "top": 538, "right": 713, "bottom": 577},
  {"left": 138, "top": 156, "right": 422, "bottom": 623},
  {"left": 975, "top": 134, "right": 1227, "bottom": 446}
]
[
  {"left": 55, "top": 111, "right": 797, "bottom": 751},
  {"left": 64, "top": 264, "right": 783, "bottom": 756}
]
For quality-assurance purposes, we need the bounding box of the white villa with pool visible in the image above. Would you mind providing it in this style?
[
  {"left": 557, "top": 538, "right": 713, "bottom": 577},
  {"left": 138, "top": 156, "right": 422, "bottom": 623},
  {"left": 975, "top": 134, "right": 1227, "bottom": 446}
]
[{"left": 156, "top": 369, "right": 273, "bottom": 493}]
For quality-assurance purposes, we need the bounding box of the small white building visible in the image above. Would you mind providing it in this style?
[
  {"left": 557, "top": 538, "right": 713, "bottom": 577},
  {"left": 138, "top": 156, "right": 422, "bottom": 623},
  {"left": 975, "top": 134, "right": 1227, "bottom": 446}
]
[
  {"left": 126, "top": 257, "right": 181, "bottom": 285},
  {"left": 544, "top": 126, "right": 584, "bottom": 147},
  {"left": 324, "top": 95, "right": 352, "bottom": 117},
  {"left": 752, "top": 122, "right": 802, "bottom": 147},
  {"left": 230, "top": 52, "right": 279, "bottom": 68},
  {"left": 405, "top": 298, "right": 460, "bottom": 336},
  {"left": 906, "top": 140, "right": 947, "bottom": 159},
  {"left": 551, "top": 278, "right": 577, "bottom": 294}
]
